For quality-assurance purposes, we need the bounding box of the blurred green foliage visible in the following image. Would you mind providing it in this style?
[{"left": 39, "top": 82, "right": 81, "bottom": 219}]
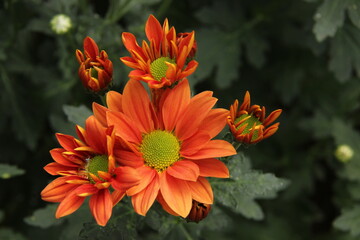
[{"left": 1, "top": 0, "right": 360, "bottom": 239}]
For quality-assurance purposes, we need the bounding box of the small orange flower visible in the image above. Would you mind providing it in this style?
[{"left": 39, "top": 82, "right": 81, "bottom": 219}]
[
  {"left": 227, "top": 91, "right": 282, "bottom": 145},
  {"left": 120, "top": 15, "right": 198, "bottom": 89},
  {"left": 99, "top": 79, "right": 236, "bottom": 218},
  {"left": 41, "top": 116, "right": 139, "bottom": 226},
  {"left": 76, "top": 37, "right": 113, "bottom": 92}
]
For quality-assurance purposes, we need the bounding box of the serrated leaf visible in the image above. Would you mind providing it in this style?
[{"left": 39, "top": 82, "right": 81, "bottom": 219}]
[
  {"left": 299, "top": 111, "right": 332, "bottom": 139},
  {"left": 213, "top": 154, "right": 289, "bottom": 220},
  {"left": 24, "top": 204, "right": 62, "bottom": 229},
  {"left": 329, "top": 24, "right": 360, "bottom": 82},
  {"left": 194, "top": 28, "right": 241, "bottom": 89},
  {"left": 348, "top": 1, "right": 360, "bottom": 29},
  {"left": 313, "top": 0, "right": 349, "bottom": 42},
  {"left": 63, "top": 105, "right": 92, "bottom": 127},
  {"left": 0, "top": 164, "right": 24, "bottom": 179},
  {"left": 334, "top": 205, "right": 360, "bottom": 236},
  {"left": 243, "top": 32, "right": 268, "bottom": 69}
]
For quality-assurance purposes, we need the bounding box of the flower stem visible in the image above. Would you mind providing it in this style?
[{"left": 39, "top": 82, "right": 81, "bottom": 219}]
[{"left": 179, "top": 224, "right": 194, "bottom": 240}]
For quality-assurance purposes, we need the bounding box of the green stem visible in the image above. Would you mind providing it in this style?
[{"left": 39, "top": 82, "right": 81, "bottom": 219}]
[
  {"left": 99, "top": 94, "right": 107, "bottom": 106},
  {"left": 179, "top": 224, "right": 194, "bottom": 240}
]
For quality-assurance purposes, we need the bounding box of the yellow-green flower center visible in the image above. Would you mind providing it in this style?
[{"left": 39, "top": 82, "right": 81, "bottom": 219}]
[
  {"left": 140, "top": 130, "right": 180, "bottom": 172},
  {"left": 86, "top": 155, "right": 108, "bottom": 182},
  {"left": 235, "top": 114, "right": 262, "bottom": 140},
  {"left": 150, "top": 57, "right": 176, "bottom": 81}
]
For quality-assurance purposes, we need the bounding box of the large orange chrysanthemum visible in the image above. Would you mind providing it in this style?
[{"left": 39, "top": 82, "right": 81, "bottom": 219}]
[
  {"left": 227, "top": 91, "right": 282, "bottom": 145},
  {"left": 120, "top": 15, "right": 198, "bottom": 89},
  {"left": 93, "top": 79, "right": 236, "bottom": 218},
  {"left": 41, "top": 116, "right": 140, "bottom": 226}
]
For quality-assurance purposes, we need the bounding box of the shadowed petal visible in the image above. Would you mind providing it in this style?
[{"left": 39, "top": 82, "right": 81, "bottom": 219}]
[
  {"left": 167, "top": 160, "right": 199, "bottom": 182},
  {"left": 160, "top": 172, "right": 192, "bottom": 218},
  {"left": 194, "top": 158, "right": 229, "bottom": 178},
  {"left": 55, "top": 189, "right": 85, "bottom": 218},
  {"left": 187, "top": 177, "right": 213, "bottom": 204},
  {"left": 131, "top": 175, "right": 160, "bottom": 216},
  {"left": 89, "top": 189, "right": 113, "bottom": 226},
  {"left": 184, "top": 140, "right": 236, "bottom": 160}
]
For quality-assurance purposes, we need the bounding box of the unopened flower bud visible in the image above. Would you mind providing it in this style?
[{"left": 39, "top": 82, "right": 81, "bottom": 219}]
[
  {"left": 186, "top": 200, "right": 211, "bottom": 223},
  {"left": 50, "top": 14, "right": 72, "bottom": 35},
  {"left": 76, "top": 37, "right": 113, "bottom": 93},
  {"left": 335, "top": 144, "right": 354, "bottom": 163}
]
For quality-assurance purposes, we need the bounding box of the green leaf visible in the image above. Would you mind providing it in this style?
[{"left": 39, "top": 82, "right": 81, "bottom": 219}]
[
  {"left": 334, "top": 205, "right": 360, "bottom": 236},
  {"left": 274, "top": 68, "right": 304, "bottom": 105},
  {"left": 63, "top": 105, "right": 92, "bottom": 127},
  {"left": 348, "top": 1, "right": 360, "bottom": 29},
  {"left": 0, "top": 164, "right": 24, "bottom": 179},
  {"left": 243, "top": 32, "right": 268, "bottom": 69},
  {"left": 329, "top": 24, "right": 360, "bottom": 82},
  {"left": 299, "top": 111, "right": 332, "bottom": 139},
  {"left": 0, "top": 228, "right": 27, "bottom": 240},
  {"left": 312, "top": 0, "right": 350, "bottom": 42},
  {"left": 24, "top": 204, "right": 62, "bottom": 229},
  {"left": 194, "top": 28, "right": 241, "bottom": 89},
  {"left": 213, "top": 154, "right": 289, "bottom": 220}
]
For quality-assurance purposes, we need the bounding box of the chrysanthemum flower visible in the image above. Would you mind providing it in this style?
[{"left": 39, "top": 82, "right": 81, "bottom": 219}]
[
  {"left": 227, "top": 91, "right": 282, "bottom": 145},
  {"left": 120, "top": 15, "right": 198, "bottom": 89},
  {"left": 76, "top": 37, "right": 113, "bottom": 92},
  {"left": 41, "top": 116, "right": 139, "bottom": 226},
  {"left": 100, "top": 79, "right": 236, "bottom": 218}
]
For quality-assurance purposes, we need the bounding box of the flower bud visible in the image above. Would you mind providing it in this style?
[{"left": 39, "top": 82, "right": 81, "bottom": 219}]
[
  {"left": 186, "top": 200, "right": 211, "bottom": 223},
  {"left": 335, "top": 144, "right": 354, "bottom": 163},
  {"left": 76, "top": 37, "right": 113, "bottom": 93},
  {"left": 50, "top": 14, "right": 72, "bottom": 35}
]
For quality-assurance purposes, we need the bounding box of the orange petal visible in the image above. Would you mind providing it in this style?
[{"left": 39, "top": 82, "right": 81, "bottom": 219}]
[
  {"left": 131, "top": 175, "right": 160, "bottom": 216},
  {"left": 160, "top": 172, "right": 192, "bottom": 218},
  {"left": 178, "top": 60, "right": 198, "bottom": 79},
  {"left": 106, "top": 111, "right": 142, "bottom": 144},
  {"left": 55, "top": 189, "right": 85, "bottom": 218},
  {"left": 145, "top": 15, "right": 163, "bottom": 53},
  {"left": 122, "top": 32, "right": 146, "bottom": 61},
  {"left": 41, "top": 176, "right": 82, "bottom": 202},
  {"left": 127, "top": 166, "right": 155, "bottom": 196},
  {"left": 50, "top": 148, "right": 79, "bottom": 167},
  {"left": 111, "top": 190, "right": 125, "bottom": 206},
  {"left": 157, "top": 192, "right": 180, "bottom": 216},
  {"left": 55, "top": 133, "right": 78, "bottom": 151},
  {"left": 184, "top": 140, "right": 236, "bottom": 159},
  {"left": 111, "top": 166, "right": 141, "bottom": 192},
  {"left": 122, "top": 80, "right": 154, "bottom": 133},
  {"left": 175, "top": 93, "right": 217, "bottom": 141},
  {"left": 115, "top": 150, "right": 144, "bottom": 168},
  {"left": 89, "top": 189, "right": 113, "bottom": 226},
  {"left": 180, "top": 131, "right": 211, "bottom": 156},
  {"left": 84, "top": 116, "right": 107, "bottom": 154},
  {"left": 84, "top": 37, "right": 99, "bottom": 60},
  {"left": 198, "top": 108, "right": 229, "bottom": 138},
  {"left": 44, "top": 162, "right": 77, "bottom": 175},
  {"left": 187, "top": 177, "right": 213, "bottom": 204},
  {"left": 75, "top": 183, "right": 98, "bottom": 197},
  {"left": 162, "top": 79, "right": 190, "bottom": 131},
  {"left": 263, "top": 109, "right": 282, "bottom": 127},
  {"left": 106, "top": 91, "right": 123, "bottom": 113},
  {"left": 166, "top": 160, "right": 200, "bottom": 182},
  {"left": 92, "top": 102, "right": 108, "bottom": 127},
  {"left": 194, "top": 158, "right": 229, "bottom": 178}
]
